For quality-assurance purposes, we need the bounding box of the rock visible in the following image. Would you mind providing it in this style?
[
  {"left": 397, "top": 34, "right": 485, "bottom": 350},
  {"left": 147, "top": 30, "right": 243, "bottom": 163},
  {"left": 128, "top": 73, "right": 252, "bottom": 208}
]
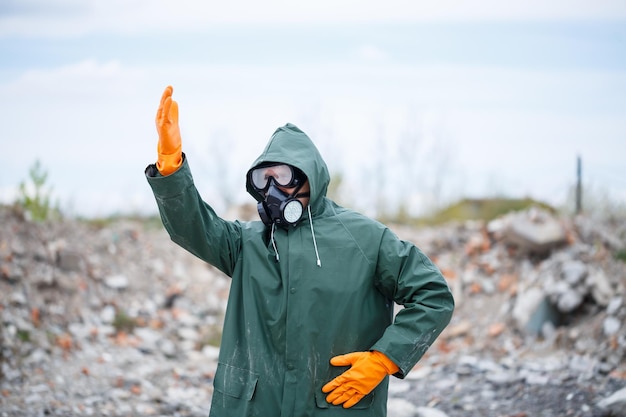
[
  {"left": 416, "top": 406, "right": 450, "bottom": 417},
  {"left": 388, "top": 398, "right": 419, "bottom": 416},
  {"left": 555, "top": 287, "right": 584, "bottom": 313},
  {"left": 178, "top": 327, "right": 200, "bottom": 342},
  {"left": 587, "top": 268, "right": 614, "bottom": 307},
  {"left": 56, "top": 249, "right": 85, "bottom": 272},
  {"left": 158, "top": 338, "right": 178, "bottom": 358},
  {"left": 11, "top": 240, "right": 27, "bottom": 257},
  {"left": 606, "top": 297, "right": 623, "bottom": 315},
  {"left": 406, "top": 365, "right": 433, "bottom": 380},
  {"left": 597, "top": 387, "right": 626, "bottom": 415},
  {"left": 560, "top": 260, "right": 587, "bottom": 285},
  {"left": 513, "top": 287, "right": 560, "bottom": 334},
  {"left": 603, "top": 316, "right": 621, "bottom": 336},
  {"left": 485, "top": 369, "right": 523, "bottom": 386},
  {"left": 389, "top": 378, "right": 412, "bottom": 394},
  {"left": 100, "top": 305, "right": 116, "bottom": 323},
  {"left": 9, "top": 291, "right": 27, "bottom": 306},
  {"left": 135, "top": 327, "right": 163, "bottom": 351},
  {"left": 576, "top": 216, "right": 626, "bottom": 252},
  {"left": 568, "top": 355, "right": 598, "bottom": 380},
  {"left": 104, "top": 274, "right": 129, "bottom": 289},
  {"left": 501, "top": 209, "right": 567, "bottom": 254},
  {"left": 30, "top": 262, "right": 55, "bottom": 286},
  {"left": 1, "top": 263, "right": 23, "bottom": 283},
  {"left": 201, "top": 344, "right": 220, "bottom": 361}
]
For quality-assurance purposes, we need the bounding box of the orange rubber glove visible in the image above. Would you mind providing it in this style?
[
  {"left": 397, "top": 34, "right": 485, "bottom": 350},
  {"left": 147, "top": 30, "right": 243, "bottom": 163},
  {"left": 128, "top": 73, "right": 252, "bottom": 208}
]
[
  {"left": 322, "top": 351, "right": 399, "bottom": 408},
  {"left": 155, "top": 85, "right": 183, "bottom": 176}
]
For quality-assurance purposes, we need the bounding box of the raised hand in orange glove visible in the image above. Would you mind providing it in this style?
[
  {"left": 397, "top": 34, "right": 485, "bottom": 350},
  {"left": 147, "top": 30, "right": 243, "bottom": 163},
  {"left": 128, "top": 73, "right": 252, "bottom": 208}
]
[
  {"left": 155, "top": 85, "right": 183, "bottom": 176},
  {"left": 322, "top": 350, "right": 399, "bottom": 408}
]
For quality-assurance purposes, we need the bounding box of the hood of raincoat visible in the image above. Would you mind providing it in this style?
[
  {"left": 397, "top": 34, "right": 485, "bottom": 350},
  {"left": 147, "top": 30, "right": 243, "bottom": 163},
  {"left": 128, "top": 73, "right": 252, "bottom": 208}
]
[{"left": 246, "top": 123, "right": 330, "bottom": 216}]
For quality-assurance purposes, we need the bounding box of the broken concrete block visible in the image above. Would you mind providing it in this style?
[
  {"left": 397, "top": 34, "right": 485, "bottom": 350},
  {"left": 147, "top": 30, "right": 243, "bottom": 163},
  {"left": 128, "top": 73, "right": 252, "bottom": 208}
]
[
  {"left": 513, "top": 287, "right": 561, "bottom": 334},
  {"left": 501, "top": 209, "right": 567, "bottom": 254}
]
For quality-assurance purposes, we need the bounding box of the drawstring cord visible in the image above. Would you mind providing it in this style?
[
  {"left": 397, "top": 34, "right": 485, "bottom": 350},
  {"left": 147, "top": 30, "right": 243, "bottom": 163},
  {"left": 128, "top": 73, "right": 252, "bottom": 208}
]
[
  {"left": 269, "top": 206, "right": 321, "bottom": 267},
  {"left": 308, "top": 205, "right": 321, "bottom": 267},
  {"left": 271, "top": 223, "right": 280, "bottom": 262}
]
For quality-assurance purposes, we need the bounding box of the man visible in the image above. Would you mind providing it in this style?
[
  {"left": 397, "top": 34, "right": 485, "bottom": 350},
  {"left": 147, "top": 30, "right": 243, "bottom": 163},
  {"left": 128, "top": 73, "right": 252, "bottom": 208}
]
[{"left": 145, "top": 86, "right": 454, "bottom": 416}]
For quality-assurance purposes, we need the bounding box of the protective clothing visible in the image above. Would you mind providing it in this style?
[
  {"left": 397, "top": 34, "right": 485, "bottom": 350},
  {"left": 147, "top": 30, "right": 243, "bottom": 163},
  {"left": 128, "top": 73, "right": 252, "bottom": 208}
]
[
  {"left": 323, "top": 351, "right": 400, "bottom": 408},
  {"left": 155, "top": 86, "right": 183, "bottom": 175},
  {"left": 145, "top": 122, "right": 454, "bottom": 417}
]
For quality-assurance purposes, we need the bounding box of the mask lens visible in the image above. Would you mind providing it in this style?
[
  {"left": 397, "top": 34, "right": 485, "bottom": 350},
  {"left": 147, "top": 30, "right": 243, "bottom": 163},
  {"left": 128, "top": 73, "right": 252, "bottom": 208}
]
[{"left": 251, "top": 164, "right": 295, "bottom": 190}]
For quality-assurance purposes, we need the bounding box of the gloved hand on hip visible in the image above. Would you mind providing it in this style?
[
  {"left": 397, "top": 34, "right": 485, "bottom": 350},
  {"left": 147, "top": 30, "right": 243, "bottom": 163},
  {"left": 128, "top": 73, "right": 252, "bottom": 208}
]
[
  {"left": 155, "top": 85, "right": 182, "bottom": 176},
  {"left": 322, "top": 350, "right": 399, "bottom": 408}
]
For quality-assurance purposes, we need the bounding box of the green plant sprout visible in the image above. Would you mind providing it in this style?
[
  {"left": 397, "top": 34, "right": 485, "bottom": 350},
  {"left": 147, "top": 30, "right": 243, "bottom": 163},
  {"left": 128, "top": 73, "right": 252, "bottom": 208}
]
[{"left": 16, "top": 160, "right": 59, "bottom": 221}]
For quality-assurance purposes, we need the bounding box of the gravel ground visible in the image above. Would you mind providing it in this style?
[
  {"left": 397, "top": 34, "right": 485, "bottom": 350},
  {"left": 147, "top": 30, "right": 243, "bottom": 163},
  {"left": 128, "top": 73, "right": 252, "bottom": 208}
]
[
  {"left": 395, "top": 362, "right": 625, "bottom": 417},
  {"left": 1, "top": 206, "right": 625, "bottom": 416}
]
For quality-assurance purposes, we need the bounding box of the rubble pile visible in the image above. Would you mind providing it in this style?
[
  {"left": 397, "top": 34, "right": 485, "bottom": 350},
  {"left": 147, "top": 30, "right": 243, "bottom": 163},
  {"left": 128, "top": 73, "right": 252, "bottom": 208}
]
[
  {"left": 394, "top": 207, "right": 626, "bottom": 373},
  {"left": 1, "top": 205, "right": 625, "bottom": 416},
  {"left": 1, "top": 207, "right": 229, "bottom": 416}
]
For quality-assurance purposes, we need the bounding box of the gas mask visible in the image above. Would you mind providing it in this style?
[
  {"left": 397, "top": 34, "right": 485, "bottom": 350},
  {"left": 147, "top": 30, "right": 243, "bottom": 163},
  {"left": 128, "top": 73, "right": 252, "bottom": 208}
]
[{"left": 249, "top": 163, "right": 309, "bottom": 228}]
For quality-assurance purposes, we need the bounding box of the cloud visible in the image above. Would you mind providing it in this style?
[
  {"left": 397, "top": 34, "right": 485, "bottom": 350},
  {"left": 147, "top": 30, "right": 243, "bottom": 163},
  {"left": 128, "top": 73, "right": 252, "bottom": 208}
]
[
  {"left": 0, "top": 0, "right": 87, "bottom": 16},
  {"left": 355, "top": 45, "right": 388, "bottom": 62},
  {"left": 5, "top": 60, "right": 130, "bottom": 95},
  {"left": 1, "top": 22, "right": 625, "bottom": 217},
  {"left": 2, "top": 0, "right": 626, "bottom": 38}
]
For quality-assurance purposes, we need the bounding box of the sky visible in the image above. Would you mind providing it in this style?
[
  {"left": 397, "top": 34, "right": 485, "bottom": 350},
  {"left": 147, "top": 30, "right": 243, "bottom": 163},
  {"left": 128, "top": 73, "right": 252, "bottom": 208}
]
[{"left": 1, "top": 0, "right": 625, "bottom": 218}]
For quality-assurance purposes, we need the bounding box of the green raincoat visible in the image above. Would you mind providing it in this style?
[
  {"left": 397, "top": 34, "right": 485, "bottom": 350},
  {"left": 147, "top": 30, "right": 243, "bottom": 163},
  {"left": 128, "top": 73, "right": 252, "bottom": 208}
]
[{"left": 145, "top": 123, "right": 454, "bottom": 417}]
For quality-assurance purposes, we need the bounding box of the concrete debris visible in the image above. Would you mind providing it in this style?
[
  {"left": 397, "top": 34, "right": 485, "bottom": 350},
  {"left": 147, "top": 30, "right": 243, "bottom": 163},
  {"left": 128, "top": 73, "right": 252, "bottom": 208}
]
[
  {"left": 104, "top": 273, "right": 129, "bottom": 289},
  {"left": 498, "top": 207, "right": 568, "bottom": 254},
  {"left": 1, "top": 205, "right": 625, "bottom": 417},
  {"left": 597, "top": 386, "right": 626, "bottom": 415}
]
